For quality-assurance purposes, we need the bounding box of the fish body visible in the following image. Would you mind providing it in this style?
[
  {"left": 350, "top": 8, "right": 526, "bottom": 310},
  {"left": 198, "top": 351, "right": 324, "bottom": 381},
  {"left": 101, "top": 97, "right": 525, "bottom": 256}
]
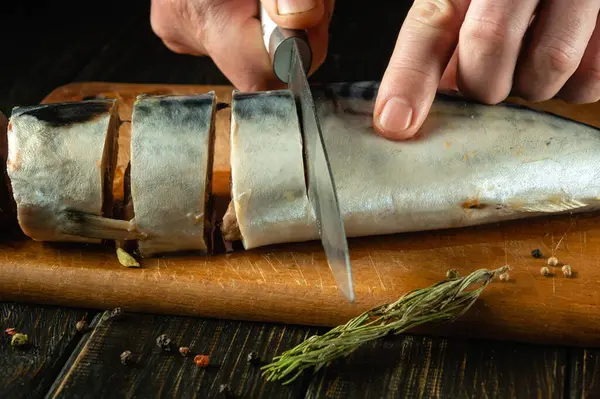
[
  {"left": 6, "top": 101, "right": 120, "bottom": 242},
  {"left": 228, "top": 90, "right": 317, "bottom": 249},
  {"left": 223, "top": 82, "right": 600, "bottom": 248},
  {"left": 129, "top": 93, "right": 216, "bottom": 257}
]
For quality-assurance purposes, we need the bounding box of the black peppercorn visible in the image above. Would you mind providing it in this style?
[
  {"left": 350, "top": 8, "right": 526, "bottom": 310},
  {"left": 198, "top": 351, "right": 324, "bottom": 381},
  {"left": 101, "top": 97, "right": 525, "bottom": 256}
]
[
  {"left": 247, "top": 351, "right": 260, "bottom": 365},
  {"left": 120, "top": 350, "right": 133, "bottom": 365},
  {"left": 531, "top": 249, "right": 543, "bottom": 259},
  {"left": 218, "top": 384, "right": 232, "bottom": 397},
  {"left": 156, "top": 334, "right": 173, "bottom": 352},
  {"left": 108, "top": 307, "right": 124, "bottom": 320},
  {"left": 75, "top": 320, "right": 88, "bottom": 333}
]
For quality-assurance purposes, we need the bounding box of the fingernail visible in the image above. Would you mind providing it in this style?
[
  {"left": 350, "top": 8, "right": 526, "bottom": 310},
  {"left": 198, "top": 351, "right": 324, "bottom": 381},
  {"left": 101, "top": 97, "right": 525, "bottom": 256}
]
[
  {"left": 377, "top": 97, "right": 413, "bottom": 137},
  {"left": 277, "top": 0, "right": 317, "bottom": 15}
]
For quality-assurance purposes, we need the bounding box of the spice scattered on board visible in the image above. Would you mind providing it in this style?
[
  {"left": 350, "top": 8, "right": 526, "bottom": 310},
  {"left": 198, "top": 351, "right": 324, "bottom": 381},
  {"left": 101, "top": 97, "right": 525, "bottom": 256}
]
[
  {"left": 531, "top": 249, "right": 543, "bottom": 258},
  {"left": 499, "top": 271, "right": 510, "bottom": 282},
  {"left": 179, "top": 347, "right": 190, "bottom": 357},
  {"left": 247, "top": 351, "right": 260, "bottom": 365},
  {"left": 11, "top": 333, "right": 28, "bottom": 347},
  {"left": 117, "top": 247, "right": 140, "bottom": 268},
  {"left": 156, "top": 334, "right": 173, "bottom": 352},
  {"left": 75, "top": 320, "right": 88, "bottom": 333},
  {"left": 218, "top": 384, "right": 232, "bottom": 396},
  {"left": 446, "top": 269, "right": 459, "bottom": 279},
  {"left": 541, "top": 266, "right": 551, "bottom": 276},
  {"left": 120, "top": 350, "right": 133, "bottom": 365},
  {"left": 562, "top": 264, "right": 573, "bottom": 277},
  {"left": 5, "top": 328, "right": 16, "bottom": 336},
  {"left": 547, "top": 256, "right": 559, "bottom": 266},
  {"left": 194, "top": 354, "right": 210, "bottom": 367},
  {"left": 108, "top": 307, "right": 124, "bottom": 320}
]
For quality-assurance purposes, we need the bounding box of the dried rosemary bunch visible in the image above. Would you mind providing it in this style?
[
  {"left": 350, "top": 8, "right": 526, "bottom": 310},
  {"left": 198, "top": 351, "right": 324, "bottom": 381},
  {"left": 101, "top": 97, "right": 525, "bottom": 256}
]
[{"left": 261, "top": 265, "right": 508, "bottom": 384}]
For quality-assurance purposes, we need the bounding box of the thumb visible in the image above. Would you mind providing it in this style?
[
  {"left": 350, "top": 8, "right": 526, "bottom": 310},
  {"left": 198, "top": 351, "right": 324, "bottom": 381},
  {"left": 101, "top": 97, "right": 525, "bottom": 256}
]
[
  {"left": 260, "top": 0, "right": 326, "bottom": 29},
  {"left": 260, "top": 0, "right": 333, "bottom": 76}
]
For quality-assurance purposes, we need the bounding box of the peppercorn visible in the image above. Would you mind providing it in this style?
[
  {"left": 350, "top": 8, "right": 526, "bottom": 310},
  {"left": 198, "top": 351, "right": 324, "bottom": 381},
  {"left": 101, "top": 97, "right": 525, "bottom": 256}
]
[
  {"left": 179, "top": 347, "right": 190, "bottom": 357},
  {"left": 562, "top": 264, "right": 573, "bottom": 278},
  {"left": 541, "top": 266, "right": 550, "bottom": 276},
  {"left": 75, "top": 320, "right": 88, "bottom": 333},
  {"left": 194, "top": 354, "right": 210, "bottom": 367},
  {"left": 5, "top": 328, "right": 15, "bottom": 336},
  {"left": 531, "top": 249, "right": 543, "bottom": 259},
  {"left": 247, "top": 351, "right": 260, "bottom": 365},
  {"left": 499, "top": 272, "right": 509, "bottom": 282},
  {"left": 445, "top": 269, "right": 459, "bottom": 280},
  {"left": 108, "top": 307, "right": 124, "bottom": 320},
  {"left": 156, "top": 334, "right": 173, "bottom": 352},
  {"left": 218, "top": 384, "right": 232, "bottom": 397},
  {"left": 120, "top": 350, "right": 133, "bottom": 365},
  {"left": 11, "top": 333, "right": 28, "bottom": 347},
  {"left": 547, "top": 257, "right": 559, "bottom": 266}
]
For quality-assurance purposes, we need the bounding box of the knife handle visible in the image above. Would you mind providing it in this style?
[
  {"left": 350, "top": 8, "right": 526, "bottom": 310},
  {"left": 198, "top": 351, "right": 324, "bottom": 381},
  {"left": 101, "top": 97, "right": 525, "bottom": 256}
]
[{"left": 260, "top": 4, "right": 312, "bottom": 83}]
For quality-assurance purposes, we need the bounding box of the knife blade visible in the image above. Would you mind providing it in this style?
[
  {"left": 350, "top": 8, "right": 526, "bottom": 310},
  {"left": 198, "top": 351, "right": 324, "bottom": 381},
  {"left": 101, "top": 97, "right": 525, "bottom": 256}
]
[{"left": 260, "top": 6, "right": 355, "bottom": 303}]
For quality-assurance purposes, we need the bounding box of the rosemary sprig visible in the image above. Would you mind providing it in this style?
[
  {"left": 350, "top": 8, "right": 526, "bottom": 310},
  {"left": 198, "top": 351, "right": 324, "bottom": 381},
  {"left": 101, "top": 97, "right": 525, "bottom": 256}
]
[{"left": 261, "top": 265, "right": 509, "bottom": 384}]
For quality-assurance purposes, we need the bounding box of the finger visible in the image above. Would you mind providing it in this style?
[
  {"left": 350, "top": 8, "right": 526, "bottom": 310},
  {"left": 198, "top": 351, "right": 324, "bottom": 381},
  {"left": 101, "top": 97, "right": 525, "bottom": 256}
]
[
  {"left": 150, "top": 0, "right": 208, "bottom": 56},
  {"left": 514, "top": 0, "right": 600, "bottom": 102},
  {"left": 261, "top": 0, "right": 333, "bottom": 75},
  {"left": 203, "top": 1, "right": 283, "bottom": 91},
  {"left": 439, "top": 46, "right": 459, "bottom": 91},
  {"left": 260, "top": 0, "right": 326, "bottom": 29},
  {"left": 558, "top": 15, "right": 600, "bottom": 104},
  {"left": 456, "top": 0, "right": 538, "bottom": 104},
  {"left": 305, "top": 6, "right": 331, "bottom": 76},
  {"left": 373, "top": 0, "right": 469, "bottom": 140}
]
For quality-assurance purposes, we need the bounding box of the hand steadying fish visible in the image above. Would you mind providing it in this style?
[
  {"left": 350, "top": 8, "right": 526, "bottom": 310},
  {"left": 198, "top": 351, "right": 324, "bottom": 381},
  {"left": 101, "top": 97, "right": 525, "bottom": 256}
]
[{"left": 151, "top": 0, "right": 600, "bottom": 139}]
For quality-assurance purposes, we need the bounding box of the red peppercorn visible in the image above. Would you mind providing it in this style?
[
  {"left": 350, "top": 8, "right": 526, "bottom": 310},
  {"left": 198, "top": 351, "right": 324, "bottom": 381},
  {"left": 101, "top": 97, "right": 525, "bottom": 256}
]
[{"left": 194, "top": 354, "right": 210, "bottom": 367}]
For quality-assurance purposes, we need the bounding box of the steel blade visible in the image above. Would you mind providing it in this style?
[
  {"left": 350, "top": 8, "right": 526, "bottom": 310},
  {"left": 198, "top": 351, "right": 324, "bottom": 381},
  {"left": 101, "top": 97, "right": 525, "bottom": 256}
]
[{"left": 288, "top": 41, "right": 355, "bottom": 303}]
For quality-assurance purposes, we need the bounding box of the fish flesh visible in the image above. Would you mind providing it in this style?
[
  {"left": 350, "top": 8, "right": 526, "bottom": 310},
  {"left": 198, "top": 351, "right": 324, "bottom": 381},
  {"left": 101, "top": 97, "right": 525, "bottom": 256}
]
[
  {"left": 222, "top": 82, "right": 600, "bottom": 249},
  {"left": 225, "top": 90, "right": 317, "bottom": 249},
  {"left": 129, "top": 93, "right": 216, "bottom": 257},
  {"left": 0, "top": 111, "right": 15, "bottom": 225},
  {"left": 5, "top": 100, "right": 132, "bottom": 243}
]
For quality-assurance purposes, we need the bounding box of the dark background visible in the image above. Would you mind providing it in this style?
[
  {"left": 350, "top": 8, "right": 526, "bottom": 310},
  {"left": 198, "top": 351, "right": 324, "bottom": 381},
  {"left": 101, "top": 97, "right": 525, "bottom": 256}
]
[{"left": 0, "top": 0, "right": 412, "bottom": 115}]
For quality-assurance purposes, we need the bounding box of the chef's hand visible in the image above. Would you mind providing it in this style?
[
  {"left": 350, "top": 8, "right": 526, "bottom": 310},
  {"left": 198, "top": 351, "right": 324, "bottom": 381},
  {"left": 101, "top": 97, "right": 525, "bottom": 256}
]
[
  {"left": 374, "top": 0, "right": 600, "bottom": 140},
  {"left": 150, "top": 0, "right": 333, "bottom": 92}
]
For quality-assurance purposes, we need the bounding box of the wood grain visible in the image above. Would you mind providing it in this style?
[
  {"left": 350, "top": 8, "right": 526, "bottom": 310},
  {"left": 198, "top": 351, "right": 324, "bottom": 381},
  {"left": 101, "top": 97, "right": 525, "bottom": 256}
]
[
  {"left": 1, "top": 83, "right": 600, "bottom": 349},
  {"left": 569, "top": 349, "right": 600, "bottom": 398},
  {"left": 305, "top": 335, "right": 567, "bottom": 398},
  {"left": 0, "top": 301, "right": 92, "bottom": 399},
  {"left": 46, "top": 310, "right": 321, "bottom": 398}
]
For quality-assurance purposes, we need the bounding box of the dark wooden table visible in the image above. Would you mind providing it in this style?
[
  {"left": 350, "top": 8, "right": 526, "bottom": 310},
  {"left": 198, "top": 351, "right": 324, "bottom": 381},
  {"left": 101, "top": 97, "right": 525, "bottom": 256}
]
[{"left": 1, "top": 1, "right": 599, "bottom": 398}]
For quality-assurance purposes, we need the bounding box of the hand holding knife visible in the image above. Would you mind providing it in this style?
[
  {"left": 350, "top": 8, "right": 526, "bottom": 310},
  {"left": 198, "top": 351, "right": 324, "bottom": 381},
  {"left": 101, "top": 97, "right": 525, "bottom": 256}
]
[{"left": 260, "top": 5, "right": 355, "bottom": 303}]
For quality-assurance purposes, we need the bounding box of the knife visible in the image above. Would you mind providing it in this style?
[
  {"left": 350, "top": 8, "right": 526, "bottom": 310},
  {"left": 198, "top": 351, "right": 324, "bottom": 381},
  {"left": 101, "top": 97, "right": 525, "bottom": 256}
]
[{"left": 260, "top": 6, "right": 355, "bottom": 303}]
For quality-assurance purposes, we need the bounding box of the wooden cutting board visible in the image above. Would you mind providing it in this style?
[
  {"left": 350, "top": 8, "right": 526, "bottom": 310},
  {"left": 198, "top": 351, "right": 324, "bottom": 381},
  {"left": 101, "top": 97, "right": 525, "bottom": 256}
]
[{"left": 2, "top": 82, "right": 600, "bottom": 348}]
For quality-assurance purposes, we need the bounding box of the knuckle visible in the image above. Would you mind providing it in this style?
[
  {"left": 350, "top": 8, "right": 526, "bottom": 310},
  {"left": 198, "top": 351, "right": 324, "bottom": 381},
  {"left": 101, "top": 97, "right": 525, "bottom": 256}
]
[
  {"left": 386, "top": 62, "right": 437, "bottom": 87},
  {"left": 409, "top": 0, "right": 460, "bottom": 32},
  {"left": 150, "top": 0, "right": 182, "bottom": 40},
  {"left": 536, "top": 37, "right": 581, "bottom": 74},
  {"left": 461, "top": 17, "right": 510, "bottom": 57},
  {"left": 585, "top": 65, "right": 600, "bottom": 83}
]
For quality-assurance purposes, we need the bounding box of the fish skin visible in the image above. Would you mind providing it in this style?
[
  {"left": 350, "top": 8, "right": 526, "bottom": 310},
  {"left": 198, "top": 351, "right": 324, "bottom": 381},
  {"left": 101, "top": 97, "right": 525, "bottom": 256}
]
[
  {"left": 225, "top": 81, "right": 600, "bottom": 248},
  {"left": 129, "top": 93, "right": 216, "bottom": 257},
  {"left": 6, "top": 100, "right": 120, "bottom": 243}
]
